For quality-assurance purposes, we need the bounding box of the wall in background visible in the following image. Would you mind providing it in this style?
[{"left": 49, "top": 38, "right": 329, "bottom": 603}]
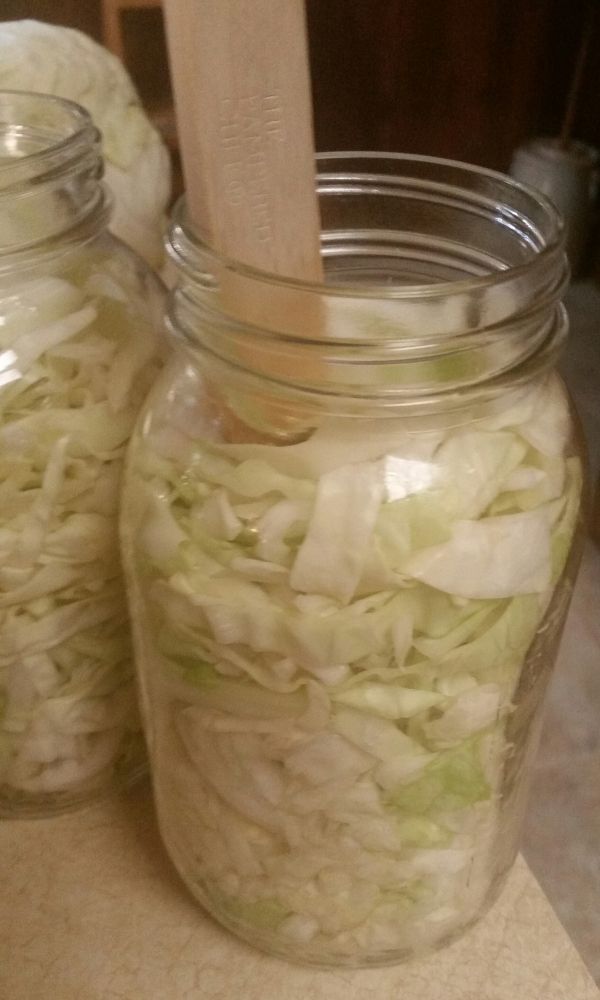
[
  {"left": 306, "top": 0, "right": 600, "bottom": 170},
  {"left": 2, "top": 0, "right": 102, "bottom": 41}
]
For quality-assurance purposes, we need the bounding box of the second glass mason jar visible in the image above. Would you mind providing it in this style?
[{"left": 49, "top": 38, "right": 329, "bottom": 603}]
[
  {"left": 0, "top": 92, "right": 164, "bottom": 816},
  {"left": 121, "top": 154, "right": 584, "bottom": 966}
]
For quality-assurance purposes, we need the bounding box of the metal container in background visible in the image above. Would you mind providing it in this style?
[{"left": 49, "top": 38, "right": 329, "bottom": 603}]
[{"left": 510, "top": 138, "right": 599, "bottom": 277}]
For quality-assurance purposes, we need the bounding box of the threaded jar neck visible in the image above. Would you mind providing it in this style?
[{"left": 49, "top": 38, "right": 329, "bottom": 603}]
[
  {"left": 0, "top": 91, "right": 109, "bottom": 271},
  {"left": 167, "top": 153, "right": 568, "bottom": 415}
]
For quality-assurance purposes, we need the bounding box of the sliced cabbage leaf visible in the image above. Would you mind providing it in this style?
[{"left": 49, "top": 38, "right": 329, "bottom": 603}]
[
  {"left": 290, "top": 462, "right": 384, "bottom": 603},
  {"left": 333, "top": 682, "right": 444, "bottom": 720},
  {"left": 422, "top": 685, "right": 502, "bottom": 746},
  {"left": 402, "top": 508, "right": 555, "bottom": 598},
  {"left": 384, "top": 737, "right": 491, "bottom": 813}
]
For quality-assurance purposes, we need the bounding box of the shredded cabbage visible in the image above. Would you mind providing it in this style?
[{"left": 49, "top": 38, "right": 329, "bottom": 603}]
[
  {"left": 123, "top": 370, "right": 582, "bottom": 961},
  {"left": 0, "top": 253, "right": 162, "bottom": 808}
]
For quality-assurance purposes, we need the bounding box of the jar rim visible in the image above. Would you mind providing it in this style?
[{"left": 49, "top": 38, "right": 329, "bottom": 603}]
[
  {"left": 168, "top": 152, "right": 568, "bottom": 412},
  {"left": 0, "top": 90, "right": 108, "bottom": 266},
  {"left": 0, "top": 90, "right": 98, "bottom": 185},
  {"left": 169, "top": 151, "right": 565, "bottom": 301}
]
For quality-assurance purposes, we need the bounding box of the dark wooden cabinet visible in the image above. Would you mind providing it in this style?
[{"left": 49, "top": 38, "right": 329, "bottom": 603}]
[{"left": 306, "top": 0, "right": 598, "bottom": 170}]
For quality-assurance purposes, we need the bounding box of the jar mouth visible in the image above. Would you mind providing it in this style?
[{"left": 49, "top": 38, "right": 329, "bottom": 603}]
[
  {"left": 169, "top": 151, "right": 565, "bottom": 301},
  {"left": 167, "top": 152, "right": 568, "bottom": 416},
  {"left": 0, "top": 91, "right": 99, "bottom": 189},
  {"left": 0, "top": 90, "right": 108, "bottom": 264}
]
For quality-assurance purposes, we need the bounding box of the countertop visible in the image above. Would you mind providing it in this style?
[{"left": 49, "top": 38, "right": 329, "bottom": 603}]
[
  {"left": 519, "top": 279, "right": 600, "bottom": 982},
  {"left": 1, "top": 783, "right": 598, "bottom": 1000}
]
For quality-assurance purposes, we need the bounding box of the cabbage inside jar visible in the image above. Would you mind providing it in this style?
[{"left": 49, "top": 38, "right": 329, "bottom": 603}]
[
  {"left": 122, "top": 154, "right": 584, "bottom": 965},
  {"left": 124, "top": 364, "right": 582, "bottom": 964},
  {"left": 0, "top": 252, "right": 162, "bottom": 812},
  {"left": 0, "top": 91, "right": 164, "bottom": 815}
]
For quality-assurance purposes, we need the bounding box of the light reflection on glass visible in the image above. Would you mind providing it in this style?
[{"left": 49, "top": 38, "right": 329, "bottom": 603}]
[
  {"left": 383, "top": 454, "right": 438, "bottom": 501},
  {"left": 0, "top": 348, "right": 17, "bottom": 371},
  {"left": 0, "top": 348, "right": 20, "bottom": 388}
]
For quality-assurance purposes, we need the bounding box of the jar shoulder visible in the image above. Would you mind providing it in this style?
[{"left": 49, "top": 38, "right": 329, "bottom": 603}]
[
  {"left": 0, "top": 233, "right": 166, "bottom": 326},
  {"left": 135, "top": 362, "right": 585, "bottom": 466}
]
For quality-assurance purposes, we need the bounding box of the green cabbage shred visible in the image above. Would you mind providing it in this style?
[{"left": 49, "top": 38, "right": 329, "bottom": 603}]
[{"left": 123, "top": 369, "right": 582, "bottom": 960}]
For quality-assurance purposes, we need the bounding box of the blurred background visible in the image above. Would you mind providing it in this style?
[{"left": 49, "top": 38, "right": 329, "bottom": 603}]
[
  {"left": 0, "top": 7, "right": 596, "bottom": 160},
  {"left": 1, "top": 1, "right": 599, "bottom": 162},
  {"left": 4, "top": 0, "right": 600, "bottom": 270},
  {"left": 2, "top": 0, "right": 600, "bottom": 985}
]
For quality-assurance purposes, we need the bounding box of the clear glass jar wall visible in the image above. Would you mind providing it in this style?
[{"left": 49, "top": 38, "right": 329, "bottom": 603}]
[
  {"left": 121, "top": 154, "right": 584, "bottom": 966},
  {"left": 0, "top": 92, "right": 164, "bottom": 816}
]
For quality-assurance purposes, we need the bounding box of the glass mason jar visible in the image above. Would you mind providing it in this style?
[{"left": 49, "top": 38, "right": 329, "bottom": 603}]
[
  {"left": 121, "top": 154, "right": 584, "bottom": 966},
  {"left": 0, "top": 92, "right": 164, "bottom": 816}
]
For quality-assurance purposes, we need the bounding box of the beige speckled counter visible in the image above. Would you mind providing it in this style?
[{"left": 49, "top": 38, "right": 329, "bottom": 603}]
[{"left": 1, "top": 782, "right": 598, "bottom": 1000}]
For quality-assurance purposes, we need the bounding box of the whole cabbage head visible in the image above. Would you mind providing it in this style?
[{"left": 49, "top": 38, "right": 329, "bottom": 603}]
[{"left": 0, "top": 19, "right": 173, "bottom": 270}]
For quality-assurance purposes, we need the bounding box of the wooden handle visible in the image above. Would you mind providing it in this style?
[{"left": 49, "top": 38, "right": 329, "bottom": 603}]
[
  {"left": 163, "top": 0, "right": 323, "bottom": 283},
  {"left": 163, "top": 0, "right": 323, "bottom": 441}
]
